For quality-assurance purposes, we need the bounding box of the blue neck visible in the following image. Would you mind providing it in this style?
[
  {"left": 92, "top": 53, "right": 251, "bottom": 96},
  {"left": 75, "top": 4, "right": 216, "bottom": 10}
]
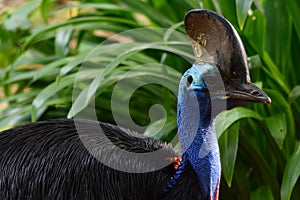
[{"left": 177, "top": 88, "right": 221, "bottom": 199}]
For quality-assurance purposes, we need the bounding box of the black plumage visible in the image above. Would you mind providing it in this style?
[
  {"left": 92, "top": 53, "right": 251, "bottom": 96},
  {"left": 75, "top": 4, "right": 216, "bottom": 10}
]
[{"left": 0, "top": 119, "right": 205, "bottom": 200}]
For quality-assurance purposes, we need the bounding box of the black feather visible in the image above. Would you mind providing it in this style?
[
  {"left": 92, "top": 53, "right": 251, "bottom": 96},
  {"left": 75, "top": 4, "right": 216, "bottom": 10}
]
[{"left": 0, "top": 119, "right": 204, "bottom": 200}]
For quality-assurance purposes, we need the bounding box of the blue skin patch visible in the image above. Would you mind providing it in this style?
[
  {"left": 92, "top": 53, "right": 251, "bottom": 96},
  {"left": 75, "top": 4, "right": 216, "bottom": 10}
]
[{"left": 165, "top": 64, "right": 221, "bottom": 199}]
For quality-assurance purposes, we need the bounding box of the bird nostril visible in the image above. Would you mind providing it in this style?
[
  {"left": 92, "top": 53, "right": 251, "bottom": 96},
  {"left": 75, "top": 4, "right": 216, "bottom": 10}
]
[{"left": 251, "top": 90, "right": 260, "bottom": 95}]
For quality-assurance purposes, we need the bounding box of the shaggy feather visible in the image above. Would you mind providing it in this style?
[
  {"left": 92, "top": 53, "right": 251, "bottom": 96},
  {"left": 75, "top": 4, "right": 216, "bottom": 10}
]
[{"left": 0, "top": 119, "right": 205, "bottom": 200}]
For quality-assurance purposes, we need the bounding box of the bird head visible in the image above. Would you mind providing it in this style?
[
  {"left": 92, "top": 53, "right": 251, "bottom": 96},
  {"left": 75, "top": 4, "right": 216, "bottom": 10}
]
[{"left": 183, "top": 9, "right": 271, "bottom": 110}]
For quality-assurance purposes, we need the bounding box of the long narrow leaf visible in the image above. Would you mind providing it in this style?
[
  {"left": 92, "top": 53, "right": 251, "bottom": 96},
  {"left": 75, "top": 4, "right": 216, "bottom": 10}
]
[
  {"left": 289, "top": 85, "right": 300, "bottom": 104},
  {"left": 219, "top": 121, "right": 240, "bottom": 187},
  {"left": 216, "top": 107, "right": 262, "bottom": 138},
  {"left": 281, "top": 143, "right": 300, "bottom": 200},
  {"left": 236, "top": 0, "right": 253, "bottom": 30},
  {"left": 250, "top": 186, "right": 274, "bottom": 200}
]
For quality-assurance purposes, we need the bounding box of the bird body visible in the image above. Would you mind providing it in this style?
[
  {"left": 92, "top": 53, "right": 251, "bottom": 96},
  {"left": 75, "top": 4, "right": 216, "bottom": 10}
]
[
  {"left": 0, "top": 119, "right": 203, "bottom": 200},
  {"left": 0, "top": 119, "right": 172, "bottom": 200},
  {"left": 0, "top": 10, "right": 271, "bottom": 200}
]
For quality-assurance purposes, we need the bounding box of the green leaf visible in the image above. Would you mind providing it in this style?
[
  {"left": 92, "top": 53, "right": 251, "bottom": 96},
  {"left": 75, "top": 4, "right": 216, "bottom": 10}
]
[
  {"left": 55, "top": 26, "right": 73, "bottom": 56},
  {"left": 281, "top": 143, "right": 300, "bottom": 200},
  {"left": 0, "top": 90, "right": 39, "bottom": 105},
  {"left": 144, "top": 116, "right": 177, "bottom": 141},
  {"left": 59, "top": 51, "right": 91, "bottom": 76},
  {"left": 259, "top": 52, "right": 290, "bottom": 96},
  {"left": 33, "top": 57, "right": 72, "bottom": 82},
  {"left": 248, "top": 54, "right": 261, "bottom": 70},
  {"left": 23, "top": 16, "right": 134, "bottom": 48},
  {"left": 219, "top": 121, "right": 240, "bottom": 187},
  {"left": 152, "top": 0, "right": 167, "bottom": 8},
  {"left": 243, "top": 9, "right": 266, "bottom": 54},
  {"left": 184, "top": 0, "right": 204, "bottom": 8},
  {"left": 32, "top": 74, "right": 75, "bottom": 120},
  {"left": 286, "top": 0, "right": 300, "bottom": 41},
  {"left": 121, "top": 0, "right": 174, "bottom": 26},
  {"left": 68, "top": 37, "right": 190, "bottom": 118},
  {"left": 84, "top": 43, "right": 148, "bottom": 105},
  {"left": 4, "top": 0, "right": 42, "bottom": 31},
  {"left": 55, "top": 3, "right": 133, "bottom": 13},
  {"left": 265, "top": 89, "right": 295, "bottom": 157},
  {"left": 215, "top": 0, "right": 238, "bottom": 26},
  {"left": 2, "top": 57, "right": 71, "bottom": 85},
  {"left": 265, "top": 113, "right": 287, "bottom": 149},
  {"left": 0, "top": 106, "right": 32, "bottom": 131},
  {"left": 264, "top": 0, "right": 292, "bottom": 80},
  {"left": 239, "top": 129, "right": 280, "bottom": 196},
  {"left": 67, "top": 86, "right": 88, "bottom": 119},
  {"left": 250, "top": 186, "right": 274, "bottom": 200},
  {"left": 216, "top": 107, "right": 262, "bottom": 138},
  {"left": 289, "top": 85, "right": 300, "bottom": 103},
  {"left": 236, "top": 0, "right": 253, "bottom": 30},
  {"left": 40, "top": 0, "right": 52, "bottom": 23}
]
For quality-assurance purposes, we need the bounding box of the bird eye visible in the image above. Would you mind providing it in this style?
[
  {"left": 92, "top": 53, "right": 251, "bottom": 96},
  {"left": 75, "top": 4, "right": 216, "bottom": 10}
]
[{"left": 187, "top": 75, "right": 193, "bottom": 87}]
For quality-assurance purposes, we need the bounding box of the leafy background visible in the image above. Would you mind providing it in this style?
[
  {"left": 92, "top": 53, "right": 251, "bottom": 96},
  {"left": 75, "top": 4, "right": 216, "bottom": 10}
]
[{"left": 0, "top": 0, "right": 299, "bottom": 199}]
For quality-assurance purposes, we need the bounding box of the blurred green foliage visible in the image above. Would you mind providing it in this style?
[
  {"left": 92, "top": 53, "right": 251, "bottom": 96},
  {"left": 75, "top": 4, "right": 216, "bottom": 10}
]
[{"left": 0, "top": 0, "right": 299, "bottom": 199}]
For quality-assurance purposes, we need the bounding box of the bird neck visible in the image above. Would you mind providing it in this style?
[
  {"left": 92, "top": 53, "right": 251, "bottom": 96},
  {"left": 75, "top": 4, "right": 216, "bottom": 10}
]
[{"left": 177, "top": 92, "right": 221, "bottom": 200}]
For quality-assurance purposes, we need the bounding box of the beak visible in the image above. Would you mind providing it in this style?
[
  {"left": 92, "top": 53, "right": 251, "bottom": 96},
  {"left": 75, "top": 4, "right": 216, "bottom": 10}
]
[{"left": 225, "top": 82, "right": 271, "bottom": 104}]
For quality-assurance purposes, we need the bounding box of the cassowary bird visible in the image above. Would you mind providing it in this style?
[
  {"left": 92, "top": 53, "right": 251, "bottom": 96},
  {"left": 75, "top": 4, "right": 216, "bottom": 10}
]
[{"left": 0, "top": 10, "right": 271, "bottom": 200}]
